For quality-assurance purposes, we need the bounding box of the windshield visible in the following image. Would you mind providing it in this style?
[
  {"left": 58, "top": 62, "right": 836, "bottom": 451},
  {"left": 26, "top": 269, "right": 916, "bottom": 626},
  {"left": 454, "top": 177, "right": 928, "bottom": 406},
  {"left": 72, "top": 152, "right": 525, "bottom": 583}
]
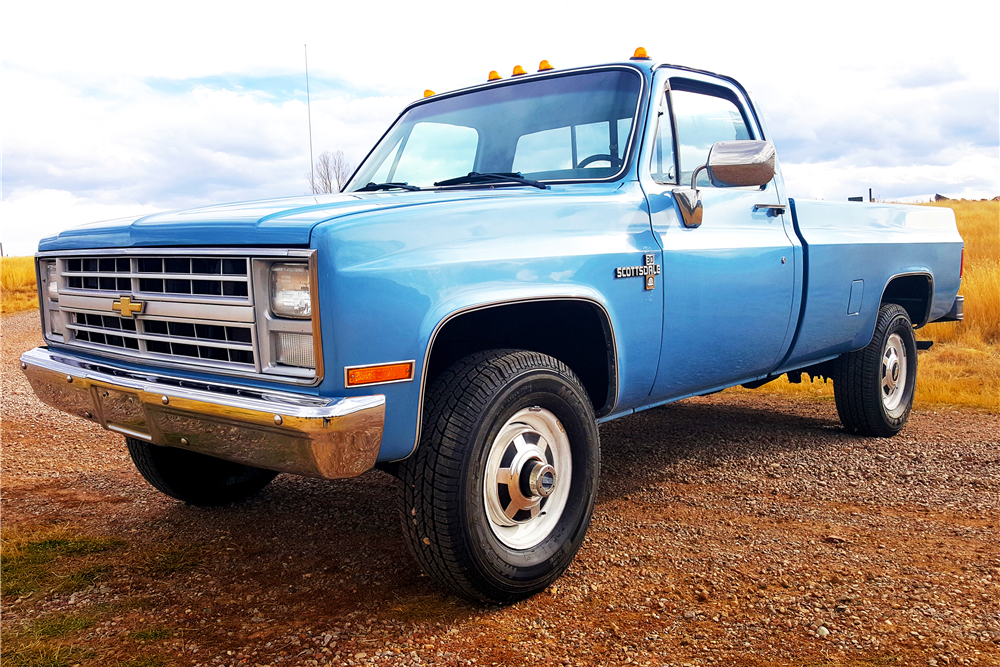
[{"left": 347, "top": 69, "right": 643, "bottom": 191}]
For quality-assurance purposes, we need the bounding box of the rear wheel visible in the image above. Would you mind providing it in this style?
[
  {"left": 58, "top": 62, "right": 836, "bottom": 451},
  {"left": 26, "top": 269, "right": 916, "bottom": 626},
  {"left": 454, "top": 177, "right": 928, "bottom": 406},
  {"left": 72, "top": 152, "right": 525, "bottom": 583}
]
[
  {"left": 126, "top": 438, "right": 278, "bottom": 506},
  {"left": 833, "top": 303, "right": 917, "bottom": 437},
  {"left": 399, "top": 349, "right": 600, "bottom": 603}
]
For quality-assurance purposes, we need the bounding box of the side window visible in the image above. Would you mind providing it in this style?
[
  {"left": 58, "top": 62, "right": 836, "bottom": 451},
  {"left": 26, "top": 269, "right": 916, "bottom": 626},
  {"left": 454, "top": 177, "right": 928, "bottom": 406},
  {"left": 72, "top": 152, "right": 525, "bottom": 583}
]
[
  {"left": 649, "top": 93, "right": 675, "bottom": 183},
  {"left": 671, "top": 88, "right": 752, "bottom": 187},
  {"left": 391, "top": 122, "right": 479, "bottom": 187}
]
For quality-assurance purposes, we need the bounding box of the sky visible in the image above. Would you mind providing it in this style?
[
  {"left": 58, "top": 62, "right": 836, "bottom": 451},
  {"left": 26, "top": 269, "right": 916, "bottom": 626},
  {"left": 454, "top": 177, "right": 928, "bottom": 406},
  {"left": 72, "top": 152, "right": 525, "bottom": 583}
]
[{"left": 2, "top": 0, "right": 998, "bottom": 256}]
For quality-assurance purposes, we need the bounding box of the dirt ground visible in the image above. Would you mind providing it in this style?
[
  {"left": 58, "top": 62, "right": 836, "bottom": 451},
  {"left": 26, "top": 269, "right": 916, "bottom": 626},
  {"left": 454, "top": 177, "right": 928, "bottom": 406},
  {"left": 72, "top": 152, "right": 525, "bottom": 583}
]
[{"left": 2, "top": 309, "right": 998, "bottom": 667}]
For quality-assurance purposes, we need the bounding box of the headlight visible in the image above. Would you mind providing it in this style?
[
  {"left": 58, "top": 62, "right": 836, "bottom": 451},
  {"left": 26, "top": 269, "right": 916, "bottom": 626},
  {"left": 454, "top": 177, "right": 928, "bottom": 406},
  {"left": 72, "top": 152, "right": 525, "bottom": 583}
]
[
  {"left": 46, "top": 262, "right": 58, "bottom": 301},
  {"left": 270, "top": 263, "right": 311, "bottom": 318}
]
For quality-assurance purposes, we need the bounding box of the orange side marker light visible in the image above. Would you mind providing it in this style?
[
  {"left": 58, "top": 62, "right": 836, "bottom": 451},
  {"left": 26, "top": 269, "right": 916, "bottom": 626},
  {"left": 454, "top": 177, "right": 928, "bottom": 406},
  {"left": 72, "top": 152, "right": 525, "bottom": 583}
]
[
  {"left": 512, "top": 65, "right": 527, "bottom": 76},
  {"left": 346, "top": 361, "right": 415, "bottom": 387},
  {"left": 488, "top": 70, "right": 502, "bottom": 81},
  {"left": 423, "top": 89, "right": 435, "bottom": 97},
  {"left": 538, "top": 59, "right": 553, "bottom": 71}
]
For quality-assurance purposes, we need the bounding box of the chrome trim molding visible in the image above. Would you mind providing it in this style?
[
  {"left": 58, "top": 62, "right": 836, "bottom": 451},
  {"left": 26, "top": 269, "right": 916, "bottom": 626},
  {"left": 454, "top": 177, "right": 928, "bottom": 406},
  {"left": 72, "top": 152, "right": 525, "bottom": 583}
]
[
  {"left": 879, "top": 271, "right": 935, "bottom": 327},
  {"left": 35, "top": 248, "right": 314, "bottom": 258},
  {"left": 404, "top": 295, "right": 620, "bottom": 460},
  {"left": 36, "top": 249, "right": 323, "bottom": 387},
  {"left": 20, "top": 347, "right": 383, "bottom": 479},
  {"left": 346, "top": 65, "right": 649, "bottom": 191}
]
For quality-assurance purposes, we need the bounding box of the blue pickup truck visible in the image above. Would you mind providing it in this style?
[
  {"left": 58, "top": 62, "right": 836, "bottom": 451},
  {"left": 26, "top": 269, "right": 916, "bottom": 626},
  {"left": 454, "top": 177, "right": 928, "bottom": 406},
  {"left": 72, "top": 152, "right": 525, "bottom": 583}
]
[{"left": 21, "top": 51, "right": 964, "bottom": 603}]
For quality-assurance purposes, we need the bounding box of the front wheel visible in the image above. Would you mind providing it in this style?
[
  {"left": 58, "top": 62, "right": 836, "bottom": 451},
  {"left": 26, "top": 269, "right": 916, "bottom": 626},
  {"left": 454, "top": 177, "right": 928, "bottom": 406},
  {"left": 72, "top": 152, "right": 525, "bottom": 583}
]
[
  {"left": 833, "top": 303, "right": 918, "bottom": 437},
  {"left": 399, "top": 349, "right": 600, "bottom": 603},
  {"left": 126, "top": 438, "right": 278, "bottom": 506}
]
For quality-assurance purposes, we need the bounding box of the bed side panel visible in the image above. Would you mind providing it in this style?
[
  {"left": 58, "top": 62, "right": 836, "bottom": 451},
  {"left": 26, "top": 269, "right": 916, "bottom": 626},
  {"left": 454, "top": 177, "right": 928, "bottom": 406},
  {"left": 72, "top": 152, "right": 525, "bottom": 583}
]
[{"left": 780, "top": 200, "right": 962, "bottom": 370}]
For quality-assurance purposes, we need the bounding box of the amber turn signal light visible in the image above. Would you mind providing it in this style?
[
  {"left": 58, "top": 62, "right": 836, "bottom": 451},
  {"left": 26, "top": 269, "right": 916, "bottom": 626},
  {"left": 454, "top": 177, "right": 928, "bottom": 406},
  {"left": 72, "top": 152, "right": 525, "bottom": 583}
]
[
  {"left": 512, "top": 65, "right": 527, "bottom": 76},
  {"left": 346, "top": 361, "right": 415, "bottom": 387},
  {"left": 538, "top": 59, "right": 553, "bottom": 71},
  {"left": 488, "top": 70, "right": 501, "bottom": 81},
  {"left": 631, "top": 46, "right": 650, "bottom": 60}
]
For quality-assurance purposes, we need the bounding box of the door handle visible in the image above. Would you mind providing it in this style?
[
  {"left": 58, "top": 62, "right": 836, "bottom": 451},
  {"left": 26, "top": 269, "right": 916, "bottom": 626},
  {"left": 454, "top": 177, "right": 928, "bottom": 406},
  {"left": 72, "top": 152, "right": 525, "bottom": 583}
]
[{"left": 753, "top": 203, "right": 786, "bottom": 216}]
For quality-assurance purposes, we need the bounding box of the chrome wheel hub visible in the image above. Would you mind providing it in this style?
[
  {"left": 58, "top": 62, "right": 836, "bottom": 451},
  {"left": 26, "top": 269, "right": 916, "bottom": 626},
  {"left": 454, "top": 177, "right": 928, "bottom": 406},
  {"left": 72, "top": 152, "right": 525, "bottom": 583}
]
[
  {"left": 881, "top": 333, "right": 908, "bottom": 413},
  {"left": 484, "top": 407, "right": 571, "bottom": 550}
]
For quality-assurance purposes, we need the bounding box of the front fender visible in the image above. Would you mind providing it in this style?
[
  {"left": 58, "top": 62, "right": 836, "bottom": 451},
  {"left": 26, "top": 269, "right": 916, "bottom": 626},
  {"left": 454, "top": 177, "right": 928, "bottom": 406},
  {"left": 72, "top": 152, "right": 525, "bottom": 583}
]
[{"left": 309, "top": 183, "right": 661, "bottom": 461}]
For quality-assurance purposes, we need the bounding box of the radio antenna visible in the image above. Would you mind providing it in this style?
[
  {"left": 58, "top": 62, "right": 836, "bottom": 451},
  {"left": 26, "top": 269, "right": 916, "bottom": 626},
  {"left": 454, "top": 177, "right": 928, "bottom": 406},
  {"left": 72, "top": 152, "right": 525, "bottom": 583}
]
[{"left": 305, "top": 44, "right": 315, "bottom": 194}]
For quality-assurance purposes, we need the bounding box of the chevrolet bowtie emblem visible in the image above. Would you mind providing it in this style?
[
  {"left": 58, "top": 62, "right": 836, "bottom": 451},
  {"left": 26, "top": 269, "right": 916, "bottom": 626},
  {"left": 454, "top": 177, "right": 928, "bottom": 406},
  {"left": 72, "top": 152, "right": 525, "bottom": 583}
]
[{"left": 112, "top": 296, "right": 144, "bottom": 318}]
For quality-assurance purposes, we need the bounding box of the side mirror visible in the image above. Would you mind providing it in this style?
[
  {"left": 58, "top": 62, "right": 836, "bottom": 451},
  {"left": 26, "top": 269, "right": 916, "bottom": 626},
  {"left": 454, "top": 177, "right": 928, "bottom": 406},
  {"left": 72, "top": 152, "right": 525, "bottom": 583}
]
[
  {"left": 705, "top": 140, "right": 776, "bottom": 188},
  {"left": 672, "top": 140, "right": 776, "bottom": 228}
]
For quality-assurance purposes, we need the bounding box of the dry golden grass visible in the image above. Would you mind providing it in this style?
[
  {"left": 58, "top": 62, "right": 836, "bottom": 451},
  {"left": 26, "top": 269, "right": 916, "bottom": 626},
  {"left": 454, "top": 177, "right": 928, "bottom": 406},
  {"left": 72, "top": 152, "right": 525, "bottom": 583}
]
[
  {"left": 736, "top": 199, "right": 999, "bottom": 411},
  {"left": 1, "top": 256, "right": 38, "bottom": 315}
]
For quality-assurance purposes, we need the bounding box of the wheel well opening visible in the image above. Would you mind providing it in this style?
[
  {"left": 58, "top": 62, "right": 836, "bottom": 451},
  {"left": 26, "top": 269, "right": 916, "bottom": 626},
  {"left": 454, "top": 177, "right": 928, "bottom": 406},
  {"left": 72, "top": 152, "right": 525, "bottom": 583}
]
[
  {"left": 426, "top": 301, "right": 615, "bottom": 416},
  {"left": 881, "top": 275, "right": 932, "bottom": 327}
]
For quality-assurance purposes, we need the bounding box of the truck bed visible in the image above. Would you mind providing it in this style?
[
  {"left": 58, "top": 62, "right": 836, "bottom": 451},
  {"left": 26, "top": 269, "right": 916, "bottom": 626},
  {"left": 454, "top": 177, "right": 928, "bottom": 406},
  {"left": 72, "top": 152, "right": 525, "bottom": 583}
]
[{"left": 778, "top": 200, "right": 963, "bottom": 372}]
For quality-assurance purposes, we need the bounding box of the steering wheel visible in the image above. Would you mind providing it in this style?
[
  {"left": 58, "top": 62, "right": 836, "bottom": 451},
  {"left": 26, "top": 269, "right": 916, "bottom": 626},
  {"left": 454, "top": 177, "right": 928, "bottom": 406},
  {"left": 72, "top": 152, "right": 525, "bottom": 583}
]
[{"left": 577, "top": 154, "right": 614, "bottom": 168}]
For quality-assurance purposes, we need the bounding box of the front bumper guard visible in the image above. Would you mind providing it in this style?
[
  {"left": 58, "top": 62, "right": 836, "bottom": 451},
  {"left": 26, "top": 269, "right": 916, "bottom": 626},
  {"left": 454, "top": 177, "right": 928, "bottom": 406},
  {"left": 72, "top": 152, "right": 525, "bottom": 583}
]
[{"left": 19, "top": 347, "right": 384, "bottom": 479}]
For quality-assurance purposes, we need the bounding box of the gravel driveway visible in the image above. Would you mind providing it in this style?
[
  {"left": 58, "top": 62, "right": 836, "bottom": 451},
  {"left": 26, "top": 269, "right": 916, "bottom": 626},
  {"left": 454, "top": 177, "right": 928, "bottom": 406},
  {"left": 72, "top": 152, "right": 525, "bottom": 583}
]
[{"left": 2, "top": 309, "right": 998, "bottom": 667}]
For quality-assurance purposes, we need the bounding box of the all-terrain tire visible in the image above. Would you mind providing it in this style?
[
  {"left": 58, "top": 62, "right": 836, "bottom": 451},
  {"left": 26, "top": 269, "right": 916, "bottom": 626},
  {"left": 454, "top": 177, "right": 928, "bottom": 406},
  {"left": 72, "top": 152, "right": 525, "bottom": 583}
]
[
  {"left": 833, "top": 303, "right": 918, "bottom": 437},
  {"left": 399, "top": 349, "right": 600, "bottom": 603},
  {"left": 126, "top": 438, "right": 278, "bottom": 506}
]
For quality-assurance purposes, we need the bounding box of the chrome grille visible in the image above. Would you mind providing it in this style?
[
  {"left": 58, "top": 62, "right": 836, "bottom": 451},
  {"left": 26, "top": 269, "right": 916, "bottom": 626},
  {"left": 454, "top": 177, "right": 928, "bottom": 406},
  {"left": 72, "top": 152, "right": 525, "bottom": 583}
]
[
  {"left": 63, "top": 255, "right": 250, "bottom": 300},
  {"left": 39, "top": 249, "right": 320, "bottom": 385},
  {"left": 65, "top": 310, "right": 256, "bottom": 368},
  {"left": 54, "top": 252, "right": 257, "bottom": 372}
]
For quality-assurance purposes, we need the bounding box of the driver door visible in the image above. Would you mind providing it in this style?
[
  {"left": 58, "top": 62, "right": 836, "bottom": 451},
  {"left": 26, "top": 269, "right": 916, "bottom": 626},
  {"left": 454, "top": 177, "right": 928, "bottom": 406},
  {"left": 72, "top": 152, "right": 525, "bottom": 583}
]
[{"left": 643, "top": 74, "right": 795, "bottom": 399}]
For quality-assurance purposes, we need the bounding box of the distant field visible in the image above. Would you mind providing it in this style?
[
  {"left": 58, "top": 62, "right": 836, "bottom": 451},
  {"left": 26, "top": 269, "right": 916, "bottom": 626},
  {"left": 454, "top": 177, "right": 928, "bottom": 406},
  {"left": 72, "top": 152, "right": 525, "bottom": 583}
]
[
  {"left": 0, "top": 256, "right": 37, "bottom": 315},
  {"left": 2, "top": 201, "right": 996, "bottom": 409}
]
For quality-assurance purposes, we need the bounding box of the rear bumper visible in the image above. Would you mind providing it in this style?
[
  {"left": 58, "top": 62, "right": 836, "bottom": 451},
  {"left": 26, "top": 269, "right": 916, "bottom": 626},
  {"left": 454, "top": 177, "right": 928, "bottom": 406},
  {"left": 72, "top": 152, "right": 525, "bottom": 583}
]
[
  {"left": 932, "top": 294, "right": 964, "bottom": 323},
  {"left": 19, "top": 347, "right": 384, "bottom": 479}
]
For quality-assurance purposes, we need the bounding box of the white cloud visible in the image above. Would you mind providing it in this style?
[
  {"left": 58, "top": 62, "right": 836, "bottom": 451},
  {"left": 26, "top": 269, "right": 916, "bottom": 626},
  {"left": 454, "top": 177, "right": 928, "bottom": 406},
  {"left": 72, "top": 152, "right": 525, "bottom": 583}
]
[
  {"left": 0, "top": 189, "right": 161, "bottom": 256},
  {"left": 2, "top": 0, "right": 997, "bottom": 254},
  {"left": 3, "top": 69, "right": 409, "bottom": 205},
  {"left": 782, "top": 145, "right": 999, "bottom": 202}
]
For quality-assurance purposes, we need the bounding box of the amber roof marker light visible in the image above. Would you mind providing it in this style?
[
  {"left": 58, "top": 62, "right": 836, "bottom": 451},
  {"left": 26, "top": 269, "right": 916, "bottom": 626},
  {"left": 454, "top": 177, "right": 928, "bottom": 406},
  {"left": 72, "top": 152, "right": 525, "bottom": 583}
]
[
  {"left": 538, "top": 59, "right": 553, "bottom": 71},
  {"left": 512, "top": 65, "right": 527, "bottom": 76},
  {"left": 423, "top": 89, "right": 435, "bottom": 98},
  {"left": 631, "top": 47, "right": 651, "bottom": 60},
  {"left": 488, "top": 70, "right": 502, "bottom": 81}
]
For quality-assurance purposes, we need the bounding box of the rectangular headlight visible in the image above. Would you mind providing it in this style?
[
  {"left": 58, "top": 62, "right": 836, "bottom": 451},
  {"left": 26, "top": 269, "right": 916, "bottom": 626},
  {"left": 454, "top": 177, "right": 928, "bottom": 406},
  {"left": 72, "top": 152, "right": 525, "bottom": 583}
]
[{"left": 270, "top": 263, "right": 311, "bottom": 318}]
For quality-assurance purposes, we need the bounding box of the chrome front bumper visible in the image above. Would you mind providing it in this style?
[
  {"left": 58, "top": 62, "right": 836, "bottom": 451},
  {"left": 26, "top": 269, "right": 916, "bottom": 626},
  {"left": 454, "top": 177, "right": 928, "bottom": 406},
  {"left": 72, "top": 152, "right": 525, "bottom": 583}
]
[{"left": 19, "top": 347, "right": 384, "bottom": 479}]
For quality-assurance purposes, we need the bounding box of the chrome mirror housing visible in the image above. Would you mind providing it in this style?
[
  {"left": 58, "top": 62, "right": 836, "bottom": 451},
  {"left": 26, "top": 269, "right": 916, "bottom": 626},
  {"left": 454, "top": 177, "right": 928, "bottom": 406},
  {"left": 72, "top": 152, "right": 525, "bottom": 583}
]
[
  {"left": 672, "top": 188, "right": 703, "bottom": 228},
  {"left": 705, "top": 140, "right": 776, "bottom": 188},
  {"left": 671, "top": 140, "right": 775, "bottom": 228}
]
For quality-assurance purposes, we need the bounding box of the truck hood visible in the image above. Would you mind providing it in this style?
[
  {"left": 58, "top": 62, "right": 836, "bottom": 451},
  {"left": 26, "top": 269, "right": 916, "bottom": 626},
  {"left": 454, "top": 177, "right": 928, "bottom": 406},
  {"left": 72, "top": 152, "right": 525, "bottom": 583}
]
[{"left": 37, "top": 191, "right": 532, "bottom": 251}]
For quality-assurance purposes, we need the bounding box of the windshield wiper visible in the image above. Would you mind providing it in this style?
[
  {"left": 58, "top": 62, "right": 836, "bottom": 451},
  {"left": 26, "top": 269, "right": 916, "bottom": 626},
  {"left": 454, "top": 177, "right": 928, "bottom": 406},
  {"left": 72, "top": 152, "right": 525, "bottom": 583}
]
[
  {"left": 355, "top": 182, "right": 420, "bottom": 192},
  {"left": 433, "top": 172, "right": 548, "bottom": 190}
]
